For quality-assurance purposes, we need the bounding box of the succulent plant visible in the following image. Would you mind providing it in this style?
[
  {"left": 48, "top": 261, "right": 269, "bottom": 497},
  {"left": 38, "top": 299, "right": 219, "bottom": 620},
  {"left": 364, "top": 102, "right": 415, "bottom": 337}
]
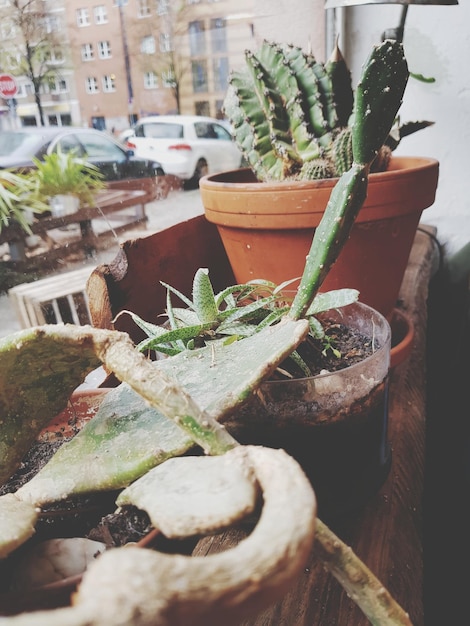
[{"left": 224, "top": 38, "right": 421, "bottom": 182}]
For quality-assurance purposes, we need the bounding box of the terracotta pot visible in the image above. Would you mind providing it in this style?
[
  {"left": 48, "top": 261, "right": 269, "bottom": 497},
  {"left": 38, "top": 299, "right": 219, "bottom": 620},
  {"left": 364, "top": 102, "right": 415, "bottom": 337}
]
[
  {"left": 222, "top": 301, "right": 392, "bottom": 519},
  {"left": 200, "top": 156, "right": 439, "bottom": 320}
]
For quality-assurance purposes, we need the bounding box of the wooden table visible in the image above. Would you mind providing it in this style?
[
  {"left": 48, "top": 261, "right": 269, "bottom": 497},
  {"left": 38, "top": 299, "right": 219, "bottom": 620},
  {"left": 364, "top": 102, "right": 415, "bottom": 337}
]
[
  {"left": 87, "top": 217, "right": 439, "bottom": 626},
  {"left": 0, "top": 187, "right": 153, "bottom": 263}
]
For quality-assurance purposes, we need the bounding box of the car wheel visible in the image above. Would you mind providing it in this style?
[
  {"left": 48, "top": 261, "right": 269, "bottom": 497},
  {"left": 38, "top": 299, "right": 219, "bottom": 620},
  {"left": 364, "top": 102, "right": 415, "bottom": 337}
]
[{"left": 187, "top": 159, "right": 208, "bottom": 189}]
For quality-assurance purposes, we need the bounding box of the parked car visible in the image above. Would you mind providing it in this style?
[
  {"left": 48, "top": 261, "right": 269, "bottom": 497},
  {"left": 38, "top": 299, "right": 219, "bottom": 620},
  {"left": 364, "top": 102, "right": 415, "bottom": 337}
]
[
  {"left": 0, "top": 127, "right": 165, "bottom": 183},
  {"left": 124, "top": 115, "right": 243, "bottom": 185}
]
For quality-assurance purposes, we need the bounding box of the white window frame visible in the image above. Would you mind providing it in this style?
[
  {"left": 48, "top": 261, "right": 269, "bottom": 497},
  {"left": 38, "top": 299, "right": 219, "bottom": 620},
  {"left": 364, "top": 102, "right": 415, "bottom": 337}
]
[
  {"left": 159, "top": 32, "right": 173, "bottom": 53},
  {"left": 77, "top": 8, "right": 90, "bottom": 27},
  {"left": 143, "top": 71, "right": 158, "bottom": 89},
  {"left": 85, "top": 76, "right": 99, "bottom": 94},
  {"left": 98, "top": 41, "right": 112, "bottom": 59},
  {"left": 81, "top": 43, "right": 94, "bottom": 61},
  {"left": 138, "top": 0, "right": 151, "bottom": 17},
  {"left": 141, "top": 35, "right": 156, "bottom": 55},
  {"left": 94, "top": 5, "right": 108, "bottom": 24},
  {"left": 102, "top": 75, "right": 116, "bottom": 92}
]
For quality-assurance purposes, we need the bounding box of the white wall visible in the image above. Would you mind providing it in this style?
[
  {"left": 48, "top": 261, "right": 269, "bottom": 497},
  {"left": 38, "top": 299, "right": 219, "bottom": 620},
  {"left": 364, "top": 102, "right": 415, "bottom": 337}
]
[{"left": 330, "top": 2, "right": 468, "bottom": 258}]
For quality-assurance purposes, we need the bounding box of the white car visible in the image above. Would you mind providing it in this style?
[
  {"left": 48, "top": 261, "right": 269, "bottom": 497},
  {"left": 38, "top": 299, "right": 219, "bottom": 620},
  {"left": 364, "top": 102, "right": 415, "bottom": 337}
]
[{"left": 125, "top": 115, "right": 243, "bottom": 186}]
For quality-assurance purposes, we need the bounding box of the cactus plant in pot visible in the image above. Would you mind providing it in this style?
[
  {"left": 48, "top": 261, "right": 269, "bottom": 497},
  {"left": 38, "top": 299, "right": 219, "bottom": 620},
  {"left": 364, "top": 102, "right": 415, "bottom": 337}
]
[{"left": 200, "top": 38, "right": 439, "bottom": 323}]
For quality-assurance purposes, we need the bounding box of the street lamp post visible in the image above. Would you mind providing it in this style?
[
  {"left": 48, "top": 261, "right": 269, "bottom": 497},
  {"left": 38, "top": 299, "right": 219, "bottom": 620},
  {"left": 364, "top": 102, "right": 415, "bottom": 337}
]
[{"left": 116, "top": 0, "right": 134, "bottom": 123}]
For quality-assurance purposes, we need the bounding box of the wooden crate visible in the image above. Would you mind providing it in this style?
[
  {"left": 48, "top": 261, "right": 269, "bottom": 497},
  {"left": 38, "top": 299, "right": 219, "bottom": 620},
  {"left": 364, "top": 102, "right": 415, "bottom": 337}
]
[{"left": 8, "top": 266, "right": 94, "bottom": 328}]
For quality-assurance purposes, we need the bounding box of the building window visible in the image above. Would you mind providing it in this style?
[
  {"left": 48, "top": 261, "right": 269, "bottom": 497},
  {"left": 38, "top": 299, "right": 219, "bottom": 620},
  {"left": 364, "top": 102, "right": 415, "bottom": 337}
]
[
  {"left": 188, "top": 21, "right": 205, "bottom": 56},
  {"left": 81, "top": 43, "right": 94, "bottom": 61},
  {"left": 212, "top": 56, "right": 229, "bottom": 92},
  {"left": 45, "top": 77, "right": 68, "bottom": 94},
  {"left": 141, "top": 35, "right": 156, "bottom": 55},
  {"left": 43, "top": 15, "right": 60, "bottom": 33},
  {"left": 77, "top": 8, "right": 90, "bottom": 27},
  {"left": 102, "top": 75, "right": 116, "bottom": 92},
  {"left": 159, "top": 33, "right": 172, "bottom": 53},
  {"left": 162, "top": 70, "right": 175, "bottom": 88},
  {"left": 157, "top": 0, "right": 169, "bottom": 15},
  {"left": 144, "top": 72, "right": 158, "bottom": 89},
  {"left": 86, "top": 77, "right": 99, "bottom": 94},
  {"left": 138, "top": 0, "right": 151, "bottom": 17},
  {"left": 94, "top": 5, "right": 108, "bottom": 24},
  {"left": 98, "top": 41, "right": 112, "bottom": 59},
  {"left": 211, "top": 18, "right": 227, "bottom": 53},
  {"left": 45, "top": 48, "right": 65, "bottom": 65},
  {"left": 191, "top": 60, "right": 208, "bottom": 93},
  {"left": 195, "top": 101, "right": 210, "bottom": 116}
]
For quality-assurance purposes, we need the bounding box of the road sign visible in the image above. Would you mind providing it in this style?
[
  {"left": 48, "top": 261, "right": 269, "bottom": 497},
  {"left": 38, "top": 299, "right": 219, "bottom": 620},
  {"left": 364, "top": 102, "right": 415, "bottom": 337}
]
[{"left": 0, "top": 74, "right": 18, "bottom": 98}]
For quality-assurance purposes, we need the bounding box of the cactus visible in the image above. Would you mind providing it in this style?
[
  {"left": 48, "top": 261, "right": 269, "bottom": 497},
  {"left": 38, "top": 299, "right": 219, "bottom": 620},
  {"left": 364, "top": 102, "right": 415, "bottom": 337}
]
[{"left": 225, "top": 39, "right": 411, "bottom": 182}]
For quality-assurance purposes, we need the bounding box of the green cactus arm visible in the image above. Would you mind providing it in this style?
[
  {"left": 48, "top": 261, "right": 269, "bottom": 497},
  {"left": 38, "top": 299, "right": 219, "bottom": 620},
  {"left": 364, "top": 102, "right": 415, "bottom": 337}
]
[
  {"left": 282, "top": 44, "right": 336, "bottom": 144},
  {"left": 325, "top": 39, "right": 354, "bottom": 128},
  {"left": 289, "top": 164, "right": 368, "bottom": 320},
  {"left": 308, "top": 53, "right": 339, "bottom": 143},
  {"left": 255, "top": 41, "right": 321, "bottom": 163},
  {"left": 224, "top": 78, "right": 285, "bottom": 181},
  {"left": 353, "top": 39, "right": 409, "bottom": 166},
  {"left": 244, "top": 49, "right": 302, "bottom": 177}
]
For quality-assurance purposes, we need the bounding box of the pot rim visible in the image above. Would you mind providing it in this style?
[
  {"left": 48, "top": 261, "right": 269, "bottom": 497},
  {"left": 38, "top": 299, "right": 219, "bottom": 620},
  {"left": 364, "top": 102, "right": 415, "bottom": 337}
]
[
  {"left": 260, "top": 301, "right": 391, "bottom": 388},
  {"left": 200, "top": 156, "right": 439, "bottom": 192}
]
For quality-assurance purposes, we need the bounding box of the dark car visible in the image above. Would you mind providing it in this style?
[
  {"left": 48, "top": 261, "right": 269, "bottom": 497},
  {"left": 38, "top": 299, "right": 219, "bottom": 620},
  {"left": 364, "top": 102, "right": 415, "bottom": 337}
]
[{"left": 0, "top": 127, "right": 165, "bottom": 181}]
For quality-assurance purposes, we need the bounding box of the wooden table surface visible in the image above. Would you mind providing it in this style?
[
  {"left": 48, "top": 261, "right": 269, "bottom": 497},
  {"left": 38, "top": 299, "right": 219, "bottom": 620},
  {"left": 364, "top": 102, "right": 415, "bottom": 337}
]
[{"left": 192, "top": 225, "right": 438, "bottom": 626}]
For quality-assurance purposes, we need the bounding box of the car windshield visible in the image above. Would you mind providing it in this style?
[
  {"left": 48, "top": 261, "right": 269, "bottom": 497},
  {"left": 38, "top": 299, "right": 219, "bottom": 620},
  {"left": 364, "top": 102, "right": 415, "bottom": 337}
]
[
  {"left": 136, "top": 122, "right": 183, "bottom": 139},
  {"left": 0, "top": 131, "right": 46, "bottom": 158}
]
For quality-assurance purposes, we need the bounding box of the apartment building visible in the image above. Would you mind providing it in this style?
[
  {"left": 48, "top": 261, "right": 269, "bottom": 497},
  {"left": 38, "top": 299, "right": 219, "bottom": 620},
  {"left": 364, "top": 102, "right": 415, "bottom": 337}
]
[{"left": 0, "top": 0, "right": 325, "bottom": 132}]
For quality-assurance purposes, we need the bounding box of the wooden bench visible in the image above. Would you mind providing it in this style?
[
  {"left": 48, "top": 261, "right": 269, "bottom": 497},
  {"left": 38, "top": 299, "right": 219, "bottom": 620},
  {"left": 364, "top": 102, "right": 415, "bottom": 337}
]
[
  {"left": 9, "top": 265, "right": 94, "bottom": 328},
  {"left": 0, "top": 176, "right": 175, "bottom": 265}
]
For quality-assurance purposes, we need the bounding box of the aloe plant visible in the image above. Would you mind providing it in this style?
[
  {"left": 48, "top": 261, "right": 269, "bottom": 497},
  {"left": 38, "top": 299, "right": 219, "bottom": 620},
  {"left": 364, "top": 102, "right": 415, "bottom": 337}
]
[
  {"left": 33, "top": 150, "right": 105, "bottom": 207},
  {"left": 0, "top": 169, "right": 49, "bottom": 234},
  {"left": 224, "top": 38, "right": 428, "bottom": 182}
]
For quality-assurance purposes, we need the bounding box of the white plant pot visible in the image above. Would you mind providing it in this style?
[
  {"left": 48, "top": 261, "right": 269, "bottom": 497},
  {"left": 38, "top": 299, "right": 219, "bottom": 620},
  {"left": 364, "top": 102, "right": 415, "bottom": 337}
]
[{"left": 49, "top": 195, "right": 80, "bottom": 217}]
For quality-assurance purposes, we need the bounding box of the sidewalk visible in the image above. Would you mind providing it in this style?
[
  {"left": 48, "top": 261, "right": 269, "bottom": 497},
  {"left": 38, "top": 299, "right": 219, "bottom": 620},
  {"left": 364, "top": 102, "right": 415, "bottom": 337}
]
[{"left": 0, "top": 188, "right": 204, "bottom": 339}]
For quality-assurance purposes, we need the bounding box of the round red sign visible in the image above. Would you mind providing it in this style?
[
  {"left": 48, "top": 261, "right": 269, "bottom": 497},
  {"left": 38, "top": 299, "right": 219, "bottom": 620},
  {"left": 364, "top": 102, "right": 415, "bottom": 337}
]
[{"left": 0, "top": 74, "right": 18, "bottom": 98}]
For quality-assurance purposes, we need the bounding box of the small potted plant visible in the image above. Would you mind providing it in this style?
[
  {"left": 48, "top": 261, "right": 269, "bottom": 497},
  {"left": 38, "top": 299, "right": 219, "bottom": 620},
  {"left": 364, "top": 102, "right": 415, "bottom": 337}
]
[
  {"left": 199, "top": 38, "right": 439, "bottom": 321},
  {"left": 33, "top": 150, "right": 106, "bottom": 216}
]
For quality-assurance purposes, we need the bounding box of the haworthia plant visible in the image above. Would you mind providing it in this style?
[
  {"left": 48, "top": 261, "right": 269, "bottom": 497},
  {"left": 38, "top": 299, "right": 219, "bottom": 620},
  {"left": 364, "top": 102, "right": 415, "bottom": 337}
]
[{"left": 225, "top": 39, "right": 415, "bottom": 181}]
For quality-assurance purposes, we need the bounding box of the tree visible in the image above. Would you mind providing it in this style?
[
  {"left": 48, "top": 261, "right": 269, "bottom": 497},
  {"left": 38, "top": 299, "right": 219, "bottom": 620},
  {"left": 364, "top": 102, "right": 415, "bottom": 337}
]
[{"left": 0, "top": 0, "right": 69, "bottom": 126}]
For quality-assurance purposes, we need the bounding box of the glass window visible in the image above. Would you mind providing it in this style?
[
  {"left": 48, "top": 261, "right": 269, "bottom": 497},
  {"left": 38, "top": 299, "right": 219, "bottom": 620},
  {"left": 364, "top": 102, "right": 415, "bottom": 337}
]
[
  {"left": 144, "top": 72, "right": 158, "bottom": 89},
  {"left": 85, "top": 77, "right": 99, "bottom": 94},
  {"left": 94, "top": 5, "right": 108, "bottom": 24},
  {"left": 188, "top": 21, "right": 205, "bottom": 57},
  {"left": 191, "top": 60, "right": 208, "bottom": 93},
  {"left": 159, "top": 33, "right": 173, "bottom": 53},
  {"left": 76, "top": 8, "right": 90, "bottom": 27},
  {"left": 212, "top": 57, "right": 229, "bottom": 92},
  {"left": 102, "top": 75, "right": 116, "bottom": 92},
  {"left": 141, "top": 35, "right": 156, "bottom": 55},
  {"left": 81, "top": 43, "right": 94, "bottom": 61},
  {"left": 138, "top": 0, "right": 151, "bottom": 17},
  {"left": 98, "top": 41, "right": 112, "bottom": 59},
  {"left": 210, "top": 18, "right": 226, "bottom": 53}
]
